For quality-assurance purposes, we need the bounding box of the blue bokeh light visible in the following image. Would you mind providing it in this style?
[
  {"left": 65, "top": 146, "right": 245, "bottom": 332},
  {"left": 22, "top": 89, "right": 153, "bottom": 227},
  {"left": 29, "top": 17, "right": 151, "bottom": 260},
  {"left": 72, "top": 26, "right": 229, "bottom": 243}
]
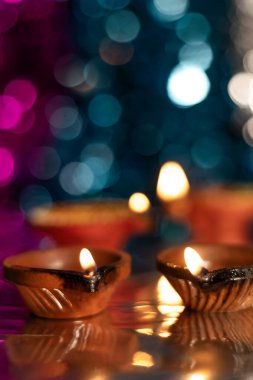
[
  {"left": 88, "top": 94, "right": 122, "bottom": 127},
  {"left": 176, "top": 13, "right": 210, "bottom": 44},
  {"left": 79, "top": 0, "right": 106, "bottom": 18},
  {"left": 152, "top": 0, "right": 188, "bottom": 22},
  {"left": 98, "top": 0, "right": 129, "bottom": 10},
  {"left": 59, "top": 162, "right": 94, "bottom": 195},
  {"left": 105, "top": 10, "right": 141, "bottom": 43},
  {"left": 191, "top": 137, "right": 223, "bottom": 169},
  {"left": 179, "top": 42, "right": 213, "bottom": 70}
]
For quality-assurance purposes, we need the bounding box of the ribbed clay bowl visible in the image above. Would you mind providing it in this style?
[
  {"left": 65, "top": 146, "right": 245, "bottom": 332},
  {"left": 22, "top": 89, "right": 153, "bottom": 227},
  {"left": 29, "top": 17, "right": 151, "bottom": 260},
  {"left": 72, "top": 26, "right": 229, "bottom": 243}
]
[
  {"left": 156, "top": 244, "right": 253, "bottom": 312},
  {"left": 3, "top": 246, "right": 131, "bottom": 319},
  {"left": 27, "top": 200, "right": 151, "bottom": 248}
]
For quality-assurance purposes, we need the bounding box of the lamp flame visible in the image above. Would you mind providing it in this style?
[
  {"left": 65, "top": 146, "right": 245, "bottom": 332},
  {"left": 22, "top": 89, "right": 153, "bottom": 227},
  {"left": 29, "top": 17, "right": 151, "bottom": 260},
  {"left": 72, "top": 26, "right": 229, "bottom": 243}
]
[
  {"left": 79, "top": 248, "right": 97, "bottom": 277},
  {"left": 128, "top": 192, "right": 151, "bottom": 213},
  {"left": 156, "top": 161, "right": 190, "bottom": 202},
  {"left": 184, "top": 247, "right": 206, "bottom": 276}
]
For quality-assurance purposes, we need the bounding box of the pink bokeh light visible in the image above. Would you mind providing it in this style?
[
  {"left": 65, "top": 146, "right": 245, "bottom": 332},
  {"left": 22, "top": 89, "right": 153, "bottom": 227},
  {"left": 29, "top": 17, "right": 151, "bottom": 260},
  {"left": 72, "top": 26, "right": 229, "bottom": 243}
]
[
  {"left": 0, "top": 95, "right": 23, "bottom": 130},
  {"left": 0, "top": 148, "right": 15, "bottom": 185},
  {"left": 4, "top": 0, "right": 23, "bottom": 3},
  {"left": 4, "top": 79, "right": 37, "bottom": 112}
]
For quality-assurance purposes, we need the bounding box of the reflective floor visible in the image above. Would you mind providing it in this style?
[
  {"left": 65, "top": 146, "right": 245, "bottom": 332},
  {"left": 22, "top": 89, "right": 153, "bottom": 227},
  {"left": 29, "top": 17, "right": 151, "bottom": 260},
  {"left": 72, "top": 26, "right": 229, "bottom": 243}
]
[{"left": 2, "top": 272, "right": 253, "bottom": 380}]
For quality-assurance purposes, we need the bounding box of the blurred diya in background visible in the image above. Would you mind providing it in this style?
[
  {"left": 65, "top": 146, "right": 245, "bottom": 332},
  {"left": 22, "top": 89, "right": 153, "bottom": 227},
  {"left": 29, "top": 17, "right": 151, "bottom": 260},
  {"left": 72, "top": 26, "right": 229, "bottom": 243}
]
[
  {"left": 3, "top": 245, "right": 131, "bottom": 319},
  {"left": 27, "top": 198, "right": 152, "bottom": 249},
  {"left": 157, "top": 244, "right": 253, "bottom": 312},
  {"left": 167, "top": 183, "right": 253, "bottom": 244},
  {"left": 5, "top": 312, "right": 137, "bottom": 380}
]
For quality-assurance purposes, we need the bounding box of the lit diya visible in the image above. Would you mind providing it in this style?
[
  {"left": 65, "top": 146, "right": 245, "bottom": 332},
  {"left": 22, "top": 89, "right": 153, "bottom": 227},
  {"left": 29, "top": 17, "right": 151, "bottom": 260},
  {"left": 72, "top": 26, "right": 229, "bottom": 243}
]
[
  {"left": 156, "top": 244, "right": 253, "bottom": 312},
  {"left": 3, "top": 246, "right": 131, "bottom": 318},
  {"left": 27, "top": 199, "right": 152, "bottom": 249}
]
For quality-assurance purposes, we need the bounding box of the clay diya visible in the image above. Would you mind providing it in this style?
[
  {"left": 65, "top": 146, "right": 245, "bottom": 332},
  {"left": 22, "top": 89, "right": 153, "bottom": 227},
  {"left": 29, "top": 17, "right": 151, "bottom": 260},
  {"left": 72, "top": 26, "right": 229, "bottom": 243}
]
[
  {"left": 156, "top": 244, "right": 253, "bottom": 312},
  {"left": 168, "top": 184, "right": 253, "bottom": 244},
  {"left": 3, "top": 245, "right": 131, "bottom": 319},
  {"left": 5, "top": 312, "right": 137, "bottom": 380},
  {"left": 27, "top": 199, "right": 152, "bottom": 249}
]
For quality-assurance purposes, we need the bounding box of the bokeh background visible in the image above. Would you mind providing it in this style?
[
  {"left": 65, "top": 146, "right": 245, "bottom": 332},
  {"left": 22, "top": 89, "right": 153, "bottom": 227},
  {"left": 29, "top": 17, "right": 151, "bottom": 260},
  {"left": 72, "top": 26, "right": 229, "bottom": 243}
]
[{"left": 1, "top": 0, "right": 253, "bottom": 211}]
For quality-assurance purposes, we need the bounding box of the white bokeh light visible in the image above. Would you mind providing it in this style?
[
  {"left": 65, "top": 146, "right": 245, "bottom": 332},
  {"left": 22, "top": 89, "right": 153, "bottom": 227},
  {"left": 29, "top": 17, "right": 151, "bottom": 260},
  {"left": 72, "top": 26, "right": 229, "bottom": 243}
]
[
  {"left": 167, "top": 64, "right": 210, "bottom": 107},
  {"left": 243, "top": 116, "right": 253, "bottom": 146},
  {"left": 228, "top": 72, "right": 253, "bottom": 108}
]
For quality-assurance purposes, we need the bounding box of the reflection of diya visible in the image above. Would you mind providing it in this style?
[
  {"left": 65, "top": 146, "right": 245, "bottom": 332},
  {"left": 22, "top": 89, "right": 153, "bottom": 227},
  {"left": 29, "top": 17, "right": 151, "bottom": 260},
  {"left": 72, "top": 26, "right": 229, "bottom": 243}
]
[
  {"left": 28, "top": 199, "right": 152, "bottom": 249},
  {"left": 157, "top": 244, "right": 253, "bottom": 312},
  {"left": 169, "top": 184, "right": 253, "bottom": 244},
  {"left": 169, "top": 308, "right": 253, "bottom": 353},
  {"left": 5, "top": 313, "right": 138, "bottom": 380},
  {"left": 163, "top": 308, "right": 253, "bottom": 377}
]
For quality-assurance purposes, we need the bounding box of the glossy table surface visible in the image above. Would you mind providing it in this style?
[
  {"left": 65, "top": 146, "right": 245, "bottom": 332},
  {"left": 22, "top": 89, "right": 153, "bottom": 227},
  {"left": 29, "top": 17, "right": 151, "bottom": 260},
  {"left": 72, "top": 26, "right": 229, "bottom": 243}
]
[{"left": 1, "top": 211, "right": 253, "bottom": 380}]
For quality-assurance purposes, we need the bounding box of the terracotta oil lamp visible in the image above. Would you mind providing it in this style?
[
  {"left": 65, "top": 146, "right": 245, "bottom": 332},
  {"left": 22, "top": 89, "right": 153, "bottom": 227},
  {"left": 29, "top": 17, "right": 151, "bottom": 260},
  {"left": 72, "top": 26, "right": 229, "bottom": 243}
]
[
  {"left": 3, "top": 245, "right": 131, "bottom": 319},
  {"left": 169, "top": 184, "right": 253, "bottom": 244},
  {"left": 157, "top": 244, "right": 253, "bottom": 312},
  {"left": 27, "top": 199, "right": 152, "bottom": 249}
]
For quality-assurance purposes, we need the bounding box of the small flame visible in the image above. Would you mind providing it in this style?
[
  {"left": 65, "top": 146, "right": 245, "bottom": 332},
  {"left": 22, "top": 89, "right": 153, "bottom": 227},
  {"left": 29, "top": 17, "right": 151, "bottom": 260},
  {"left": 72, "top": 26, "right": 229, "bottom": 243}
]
[
  {"left": 128, "top": 192, "right": 151, "bottom": 213},
  {"left": 156, "top": 161, "right": 190, "bottom": 202},
  {"left": 184, "top": 247, "right": 205, "bottom": 276},
  {"left": 79, "top": 248, "right": 97, "bottom": 277}
]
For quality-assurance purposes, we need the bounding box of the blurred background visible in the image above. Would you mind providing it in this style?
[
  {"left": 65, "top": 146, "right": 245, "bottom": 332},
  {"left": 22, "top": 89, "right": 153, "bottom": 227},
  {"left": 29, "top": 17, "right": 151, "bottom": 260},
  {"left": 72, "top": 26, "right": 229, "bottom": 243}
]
[{"left": 1, "top": 0, "right": 253, "bottom": 211}]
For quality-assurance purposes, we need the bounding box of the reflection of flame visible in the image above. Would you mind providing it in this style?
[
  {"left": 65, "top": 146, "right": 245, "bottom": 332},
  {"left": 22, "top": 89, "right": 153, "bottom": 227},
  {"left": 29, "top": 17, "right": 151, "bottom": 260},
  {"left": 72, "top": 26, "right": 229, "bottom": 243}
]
[
  {"left": 187, "top": 372, "right": 210, "bottom": 380},
  {"left": 132, "top": 351, "right": 154, "bottom": 368},
  {"left": 135, "top": 328, "right": 153, "bottom": 336},
  {"left": 128, "top": 192, "right": 150, "bottom": 213},
  {"left": 156, "top": 161, "right": 190, "bottom": 202},
  {"left": 79, "top": 248, "right": 97, "bottom": 277},
  {"left": 157, "top": 276, "right": 184, "bottom": 315},
  {"left": 184, "top": 247, "right": 205, "bottom": 276}
]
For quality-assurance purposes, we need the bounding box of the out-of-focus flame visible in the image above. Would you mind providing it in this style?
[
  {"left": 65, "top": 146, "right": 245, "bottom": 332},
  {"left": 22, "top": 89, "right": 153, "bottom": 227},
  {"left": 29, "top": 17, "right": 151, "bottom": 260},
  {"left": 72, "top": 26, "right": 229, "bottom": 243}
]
[
  {"left": 132, "top": 351, "right": 154, "bottom": 368},
  {"left": 79, "top": 248, "right": 97, "bottom": 277},
  {"left": 156, "top": 161, "right": 190, "bottom": 202},
  {"left": 157, "top": 275, "right": 184, "bottom": 315},
  {"left": 184, "top": 247, "right": 205, "bottom": 276},
  {"left": 128, "top": 192, "right": 151, "bottom": 213}
]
